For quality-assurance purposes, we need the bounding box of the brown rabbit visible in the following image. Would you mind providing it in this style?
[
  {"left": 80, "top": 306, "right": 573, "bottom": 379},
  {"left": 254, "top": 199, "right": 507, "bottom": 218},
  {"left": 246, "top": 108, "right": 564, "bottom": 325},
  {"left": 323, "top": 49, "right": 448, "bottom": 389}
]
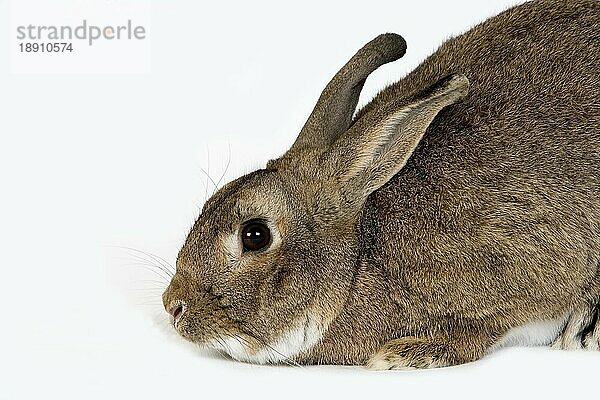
[{"left": 162, "top": 0, "right": 600, "bottom": 369}]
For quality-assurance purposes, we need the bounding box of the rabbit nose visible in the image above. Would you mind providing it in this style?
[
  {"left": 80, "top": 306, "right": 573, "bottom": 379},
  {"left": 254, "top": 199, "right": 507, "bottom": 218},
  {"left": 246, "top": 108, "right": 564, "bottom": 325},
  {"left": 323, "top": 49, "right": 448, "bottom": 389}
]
[
  {"left": 168, "top": 302, "right": 185, "bottom": 324},
  {"left": 171, "top": 305, "right": 183, "bottom": 319}
]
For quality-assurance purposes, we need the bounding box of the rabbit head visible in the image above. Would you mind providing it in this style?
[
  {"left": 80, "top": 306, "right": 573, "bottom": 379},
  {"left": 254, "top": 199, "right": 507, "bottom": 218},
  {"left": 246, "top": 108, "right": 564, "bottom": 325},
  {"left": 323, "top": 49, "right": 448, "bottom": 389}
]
[{"left": 162, "top": 33, "right": 469, "bottom": 363}]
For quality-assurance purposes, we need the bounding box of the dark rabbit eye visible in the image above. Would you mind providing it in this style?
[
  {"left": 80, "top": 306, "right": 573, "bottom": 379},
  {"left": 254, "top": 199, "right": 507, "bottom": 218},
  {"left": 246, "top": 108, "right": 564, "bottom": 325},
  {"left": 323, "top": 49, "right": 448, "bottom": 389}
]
[{"left": 241, "top": 221, "right": 271, "bottom": 252}]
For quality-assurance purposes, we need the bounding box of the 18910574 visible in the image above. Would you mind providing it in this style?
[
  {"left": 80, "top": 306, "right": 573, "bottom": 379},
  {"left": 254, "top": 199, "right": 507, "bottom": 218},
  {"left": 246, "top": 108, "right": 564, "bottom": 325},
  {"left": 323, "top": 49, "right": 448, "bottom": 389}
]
[{"left": 19, "top": 43, "right": 73, "bottom": 53}]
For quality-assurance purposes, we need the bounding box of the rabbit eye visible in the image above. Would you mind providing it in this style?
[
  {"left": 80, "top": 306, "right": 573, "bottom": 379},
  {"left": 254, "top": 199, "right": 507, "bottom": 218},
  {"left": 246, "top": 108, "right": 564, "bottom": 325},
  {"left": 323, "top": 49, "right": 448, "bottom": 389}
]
[{"left": 241, "top": 220, "right": 271, "bottom": 252}]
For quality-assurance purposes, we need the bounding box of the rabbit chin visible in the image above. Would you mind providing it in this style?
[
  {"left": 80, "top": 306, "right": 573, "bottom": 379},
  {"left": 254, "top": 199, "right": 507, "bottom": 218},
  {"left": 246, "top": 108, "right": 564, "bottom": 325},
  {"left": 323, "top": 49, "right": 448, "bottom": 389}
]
[{"left": 208, "top": 311, "right": 327, "bottom": 364}]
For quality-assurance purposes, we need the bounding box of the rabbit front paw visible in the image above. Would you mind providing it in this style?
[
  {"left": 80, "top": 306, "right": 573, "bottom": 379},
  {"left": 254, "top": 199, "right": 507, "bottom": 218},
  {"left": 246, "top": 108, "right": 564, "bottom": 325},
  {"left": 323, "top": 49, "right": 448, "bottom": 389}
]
[{"left": 367, "top": 337, "right": 452, "bottom": 370}]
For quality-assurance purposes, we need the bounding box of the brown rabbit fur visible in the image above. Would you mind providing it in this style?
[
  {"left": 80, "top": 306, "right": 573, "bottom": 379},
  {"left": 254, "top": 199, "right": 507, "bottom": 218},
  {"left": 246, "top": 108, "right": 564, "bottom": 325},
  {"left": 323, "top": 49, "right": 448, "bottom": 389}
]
[{"left": 162, "top": 0, "right": 600, "bottom": 369}]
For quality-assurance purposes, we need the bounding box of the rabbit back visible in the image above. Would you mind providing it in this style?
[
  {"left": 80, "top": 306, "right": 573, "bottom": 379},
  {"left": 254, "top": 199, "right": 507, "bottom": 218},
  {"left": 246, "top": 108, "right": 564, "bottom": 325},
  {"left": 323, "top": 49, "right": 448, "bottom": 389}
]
[{"left": 357, "top": 0, "right": 600, "bottom": 321}]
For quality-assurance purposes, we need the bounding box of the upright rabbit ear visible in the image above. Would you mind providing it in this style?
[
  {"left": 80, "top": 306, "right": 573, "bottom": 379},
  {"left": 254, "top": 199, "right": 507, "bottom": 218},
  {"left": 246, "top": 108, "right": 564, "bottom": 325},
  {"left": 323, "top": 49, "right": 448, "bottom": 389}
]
[
  {"left": 328, "top": 74, "right": 469, "bottom": 210},
  {"left": 288, "top": 34, "right": 407, "bottom": 154}
]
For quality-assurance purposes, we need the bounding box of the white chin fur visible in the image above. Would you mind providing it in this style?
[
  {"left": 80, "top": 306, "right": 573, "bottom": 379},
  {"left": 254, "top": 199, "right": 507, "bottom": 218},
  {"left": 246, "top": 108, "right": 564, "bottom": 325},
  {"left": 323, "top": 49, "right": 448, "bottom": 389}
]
[{"left": 209, "top": 311, "right": 326, "bottom": 364}]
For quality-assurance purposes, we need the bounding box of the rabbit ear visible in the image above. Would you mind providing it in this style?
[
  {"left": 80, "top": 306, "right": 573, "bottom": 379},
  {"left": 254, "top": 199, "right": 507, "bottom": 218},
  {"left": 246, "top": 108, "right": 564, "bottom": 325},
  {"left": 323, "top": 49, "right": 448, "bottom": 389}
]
[
  {"left": 288, "top": 34, "right": 407, "bottom": 154},
  {"left": 329, "top": 74, "right": 469, "bottom": 207}
]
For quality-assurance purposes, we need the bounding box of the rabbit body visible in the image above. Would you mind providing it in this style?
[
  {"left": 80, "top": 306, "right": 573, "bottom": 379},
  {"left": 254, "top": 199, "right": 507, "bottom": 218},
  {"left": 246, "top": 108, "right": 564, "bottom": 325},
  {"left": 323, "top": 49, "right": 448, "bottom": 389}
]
[{"left": 163, "top": 0, "right": 600, "bottom": 368}]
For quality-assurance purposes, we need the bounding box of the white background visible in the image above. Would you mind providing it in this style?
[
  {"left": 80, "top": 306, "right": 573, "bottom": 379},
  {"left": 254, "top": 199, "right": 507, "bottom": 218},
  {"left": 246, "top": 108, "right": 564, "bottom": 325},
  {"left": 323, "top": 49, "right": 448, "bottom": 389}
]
[{"left": 1, "top": 1, "right": 598, "bottom": 399}]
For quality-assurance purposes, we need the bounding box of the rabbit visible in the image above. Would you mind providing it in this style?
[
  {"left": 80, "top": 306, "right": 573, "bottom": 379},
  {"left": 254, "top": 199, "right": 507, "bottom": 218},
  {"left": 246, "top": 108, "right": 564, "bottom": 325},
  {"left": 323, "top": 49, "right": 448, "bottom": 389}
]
[{"left": 162, "top": 0, "right": 600, "bottom": 369}]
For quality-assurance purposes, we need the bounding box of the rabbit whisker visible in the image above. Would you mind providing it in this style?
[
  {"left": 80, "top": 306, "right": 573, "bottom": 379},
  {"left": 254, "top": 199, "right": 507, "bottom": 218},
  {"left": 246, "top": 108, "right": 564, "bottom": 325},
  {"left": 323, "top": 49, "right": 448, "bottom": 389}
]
[{"left": 114, "top": 246, "right": 175, "bottom": 277}]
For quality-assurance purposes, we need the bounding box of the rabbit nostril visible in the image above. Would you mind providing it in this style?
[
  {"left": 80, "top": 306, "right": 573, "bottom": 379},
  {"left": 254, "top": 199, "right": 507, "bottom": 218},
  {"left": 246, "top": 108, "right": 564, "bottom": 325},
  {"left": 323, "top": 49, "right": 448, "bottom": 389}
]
[{"left": 171, "top": 305, "right": 184, "bottom": 321}]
